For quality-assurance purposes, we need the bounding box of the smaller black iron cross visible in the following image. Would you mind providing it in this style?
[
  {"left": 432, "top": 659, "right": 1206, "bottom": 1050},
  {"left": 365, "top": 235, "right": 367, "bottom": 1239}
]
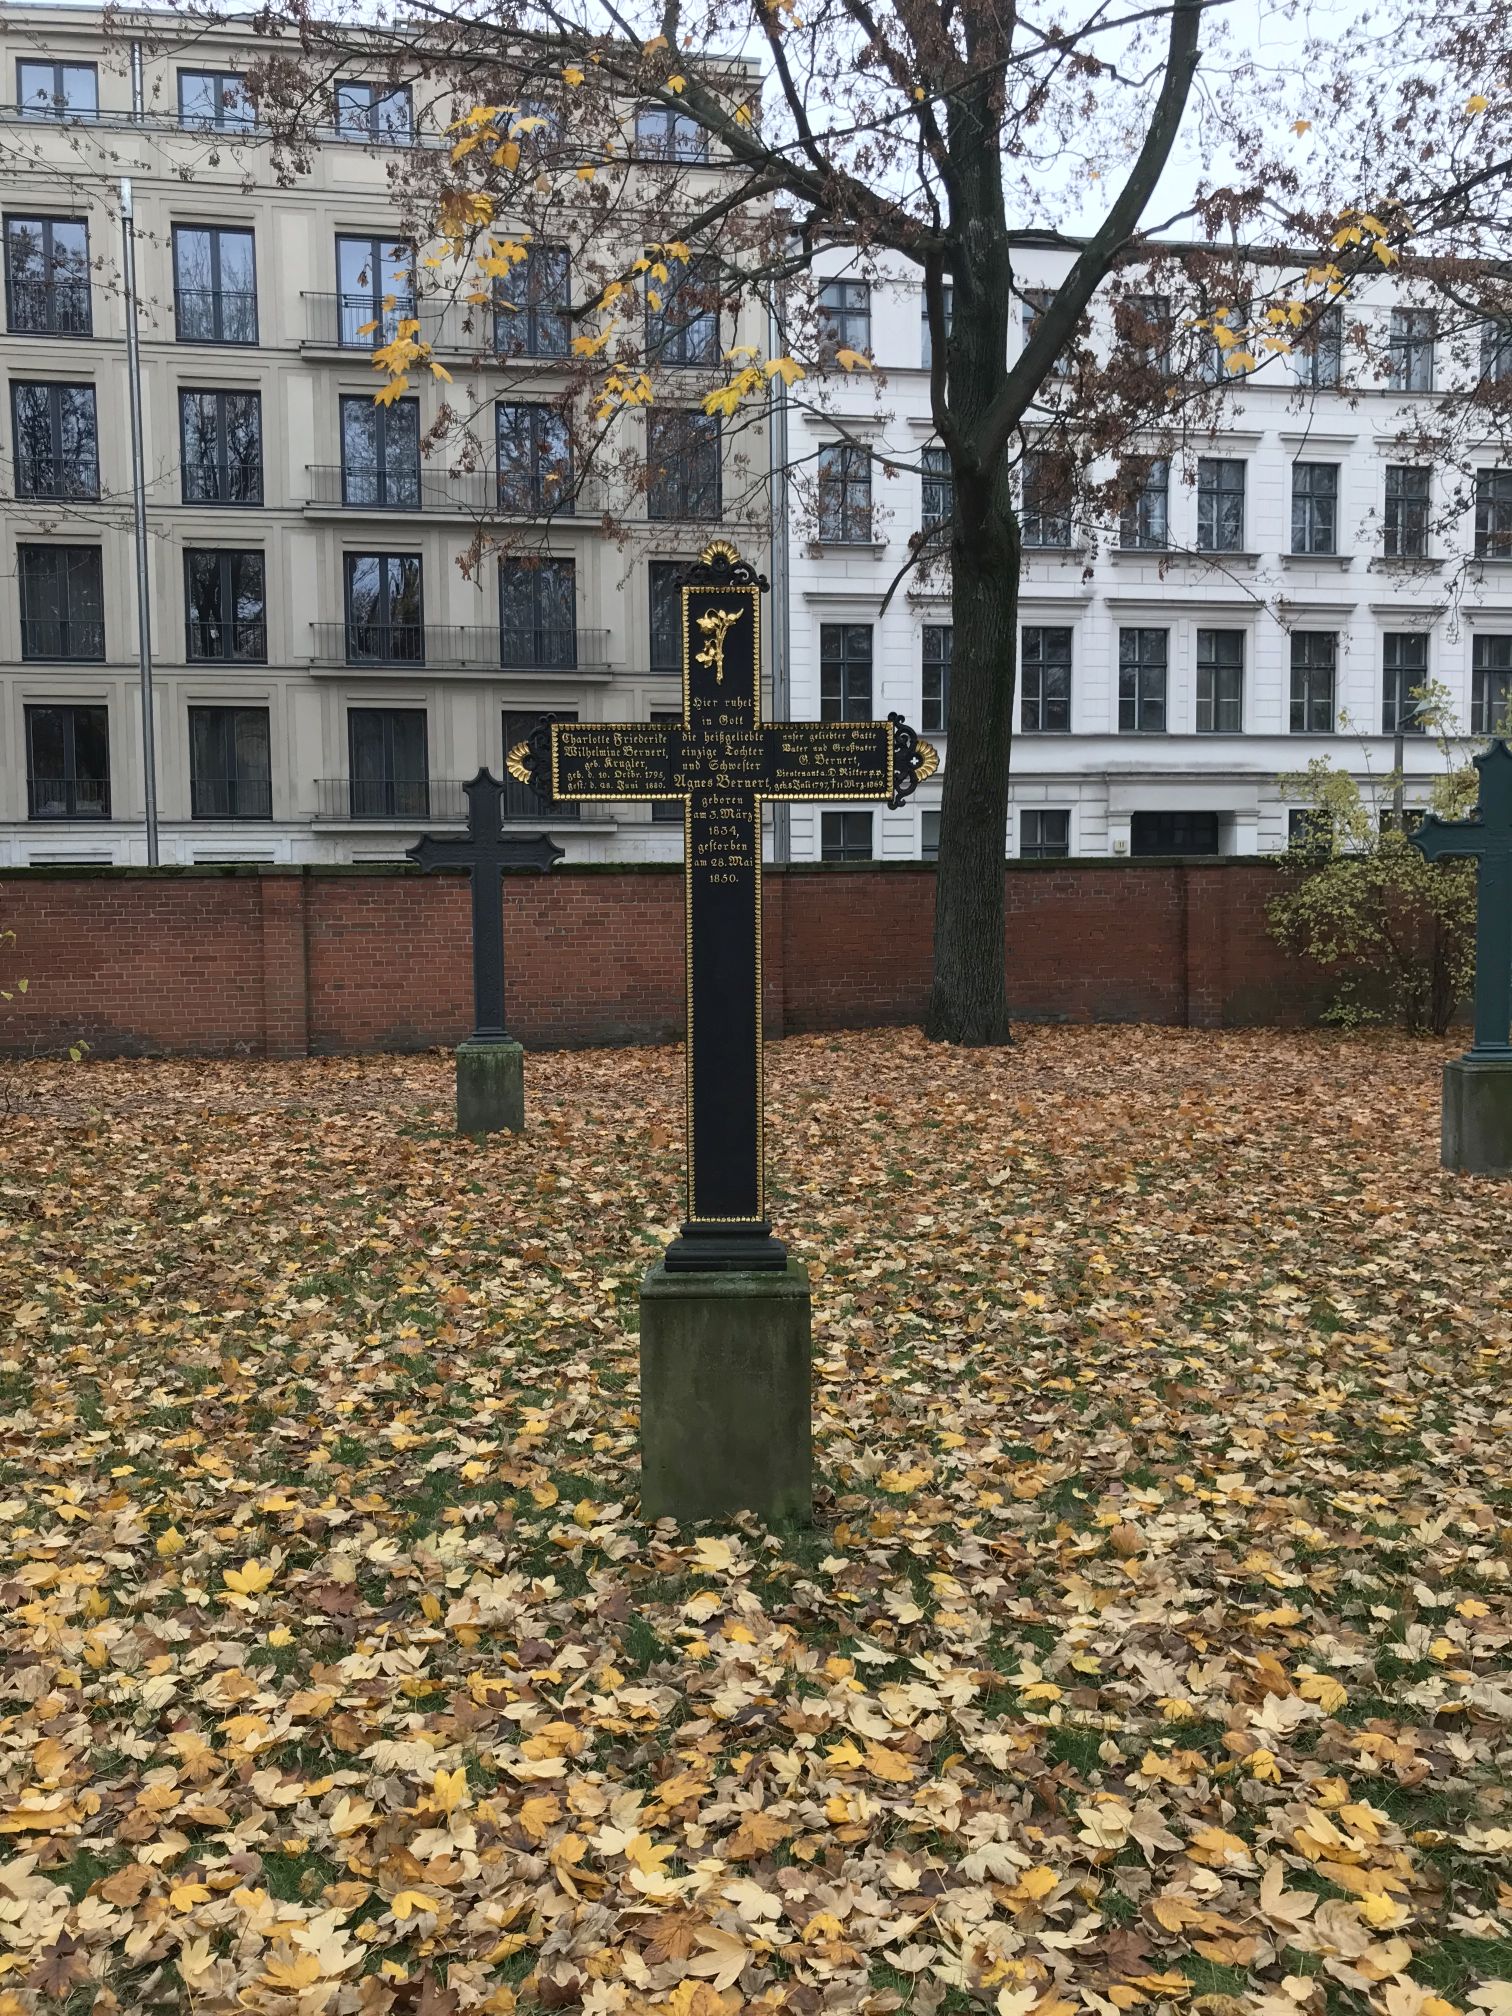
[
  {"left": 406, "top": 769, "right": 562, "bottom": 1042},
  {"left": 1410, "top": 739, "right": 1512, "bottom": 1060}
]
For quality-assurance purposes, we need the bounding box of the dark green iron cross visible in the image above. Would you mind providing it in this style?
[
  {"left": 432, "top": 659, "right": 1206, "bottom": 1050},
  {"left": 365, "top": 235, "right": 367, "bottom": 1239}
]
[
  {"left": 1409, "top": 739, "right": 1512, "bottom": 1060},
  {"left": 406, "top": 769, "right": 562, "bottom": 1042}
]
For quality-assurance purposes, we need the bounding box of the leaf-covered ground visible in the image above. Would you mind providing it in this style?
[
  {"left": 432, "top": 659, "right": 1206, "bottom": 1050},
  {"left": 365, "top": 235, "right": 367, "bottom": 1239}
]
[{"left": 0, "top": 1028, "right": 1509, "bottom": 2016}]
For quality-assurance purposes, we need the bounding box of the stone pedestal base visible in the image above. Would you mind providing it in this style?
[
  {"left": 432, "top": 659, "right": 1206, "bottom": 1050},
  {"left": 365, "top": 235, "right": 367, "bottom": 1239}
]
[
  {"left": 1442, "top": 1056, "right": 1512, "bottom": 1175},
  {"left": 456, "top": 1038, "right": 525, "bottom": 1135},
  {"left": 639, "top": 1259, "right": 812, "bottom": 1525}
]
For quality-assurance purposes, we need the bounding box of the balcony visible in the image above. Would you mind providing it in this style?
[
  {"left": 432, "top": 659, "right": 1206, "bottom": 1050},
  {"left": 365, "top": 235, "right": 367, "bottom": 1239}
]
[
  {"left": 190, "top": 776, "right": 272, "bottom": 819},
  {"left": 28, "top": 776, "right": 110, "bottom": 819},
  {"left": 304, "top": 464, "right": 600, "bottom": 517},
  {"left": 13, "top": 460, "right": 99, "bottom": 503},
  {"left": 187, "top": 621, "right": 268, "bottom": 664},
  {"left": 174, "top": 288, "right": 259, "bottom": 346},
  {"left": 20, "top": 618, "right": 106, "bottom": 663},
  {"left": 301, "top": 292, "right": 572, "bottom": 361},
  {"left": 308, "top": 622, "right": 610, "bottom": 673},
  {"left": 5, "top": 278, "right": 91, "bottom": 337}
]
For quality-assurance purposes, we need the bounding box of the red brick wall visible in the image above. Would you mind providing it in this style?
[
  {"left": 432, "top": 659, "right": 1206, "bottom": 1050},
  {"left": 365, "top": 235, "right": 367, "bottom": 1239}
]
[{"left": 0, "top": 861, "right": 1323, "bottom": 1058}]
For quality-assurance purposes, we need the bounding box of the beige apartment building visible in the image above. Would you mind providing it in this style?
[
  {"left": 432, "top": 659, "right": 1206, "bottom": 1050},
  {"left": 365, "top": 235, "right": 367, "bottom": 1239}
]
[{"left": 0, "top": 6, "right": 766, "bottom": 862}]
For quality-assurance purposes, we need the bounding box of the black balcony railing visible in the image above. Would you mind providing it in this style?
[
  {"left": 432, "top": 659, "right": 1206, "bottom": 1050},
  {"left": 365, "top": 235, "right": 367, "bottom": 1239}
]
[
  {"left": 183, "top": 467, "right": 264, "bottom": 507},
  {"left": 174, "top": 288, "right": 259, "bottom": 345},
  {"left": 309, "top": 621, "right": 609, "bottom": 670},
  {"left": 191, "top": 775, "right": 273, "bottom": 819},
  {"left": 316, "top": 776, "right": 443, "bottom": 822},
  {"left": 501, "top": 628, "right": 581, "bottom": 670},
  {"left": 187, "top": 621, "right": 268, "bottom": 663},
  {"left": 6, "top": 278, "right": 91, "bottom": 336},
  {"left": 305, "top": 463, "right": 592, "bottom": 516},
  {"left": 14, "top": 459, "right": 100, "bottom": 502},
  {"left": 305, "top": 292, "right": 422, "bottom": 350},
  {"left": 302, "top": 292, "right": 575, "bottom": 358},
  {"left": 28, "top": 776, "right": 110, "bottom": 819},
  {"left": 21, "top": 618, "right": 106, "bottom": 663}
]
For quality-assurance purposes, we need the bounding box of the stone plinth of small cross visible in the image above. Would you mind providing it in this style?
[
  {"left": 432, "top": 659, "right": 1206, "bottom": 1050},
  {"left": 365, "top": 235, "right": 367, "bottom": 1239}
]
[
  {"left": 1409, "top": 739, "right": 1512, "bottom": 1173},
  {"left": 508, "top": 539, "right": 937, "bottom": 1522},
  {"left": 407, "top": 769, "right": 562, "bottom": 1135}
]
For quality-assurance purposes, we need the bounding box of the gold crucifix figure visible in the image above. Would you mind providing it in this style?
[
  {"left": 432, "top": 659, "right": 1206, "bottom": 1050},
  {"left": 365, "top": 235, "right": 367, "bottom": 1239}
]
[{"left": 694, "top": 606, "right": 743, "bottom": 685}]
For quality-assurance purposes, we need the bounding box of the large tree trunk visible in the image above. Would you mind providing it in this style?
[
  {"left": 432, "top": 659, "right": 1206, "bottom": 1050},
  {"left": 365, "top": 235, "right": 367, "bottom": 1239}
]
[{"left": 925, "top": 498, "right": 1020, "bottom": 1045}]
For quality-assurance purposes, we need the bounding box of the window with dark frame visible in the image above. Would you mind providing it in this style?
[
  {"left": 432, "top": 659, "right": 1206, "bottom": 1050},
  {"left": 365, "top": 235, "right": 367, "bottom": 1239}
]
[
  {"left": 1382, "top": 632, "right": 1429, "bottom": 734},
  {"left": 635, "top": 104, "right": 708, "bottom": 160},
  {"left": 4, "top": 216, "right": 90, "bottom": 336},
  {"left": 1289, "top": 631, "right": 1337, "bottom": 733},
  {"left": 647, "top": 411, "right": 720, "bottom": 520},
  {"left": 25, "top": 703, "right": 109, "bottom": 819},
  {"left": 1472, "top": 635, "right": 1512, "bottom": 736},
  {"left": 1481, "top": 319, "right": 1512, "bottom": 386},
  {"left": 179, "top": 389, "right": 262, "bottom": 505},
  {"left": 921, "top": 446, "right": 952, "bottom": 535},
  {"left": 178, "top": 70, "right": 254, "bottom": 131},
  {"left": 1021, "top": 626, "right": 1072, "bottom": 733},
  {"left": 646, "top": 257, "right": 719, "bottom": 367},
  {"left": 1196, "top": 457, "right": 1245, "bottom": 552},
  {"left": 1021, "top": 288, "right": 1071, "bottom": 377},
  {"left": 19, "top": 544, "right": 103, "bottom": 662},
  {"left": 345, "top": 553, "right": 423, "bottom": 664},
  {"left": 503, "top": 708, "right": 578, "bottom": 820},
  {"left": 1384, "top": 465, "right": 1430, "bottom": 558},
  {"left": 920, "top": 284, "right": 952, "bottom": 371},
  {"left": 1118, "top": 627, "right": 1168, "bottom": 733},
  {"left": 173, "top": 225, "right": 257, "bottom": 345},
  {"left": 1474, "top": 468, "right": 1512, "bottom": 559},
  {"left": 341, "top": 394, "right": 420, "bottom": 508},
  {"left": 1119, "top": 292, "right": 1171, "bottom": 373},
  {"left": 335, "top": 234, "right": 414, "bottom": 348},
  {"left": 820, "top": 624, "right": 873, "bottom": 721},
  {"left": 818, "top": 279, "right": 871, "bottom": 359},
  {"left": 921, "top": 625, "right": 950, "bottom": 735},
  {"left": 18, "top": 62, "right": 97, "bottom": 120},
  {"left": 1291, "top": 462, "right": 1339, "bottom": 555},
  {"left": 1288, "top": 807, "right": 1334, "bottom": 859},
  {"left": 333, "top": 80, "right": 413, "bottom": 142},
  {"left": 1131, "top": 811, "right": 1219, "bottom": 856},
  {"left": 817, "top": 442, "right": 873, "bottom": 543},
  {"left": 1388, "top": 307, "right": 1435, "bottom": 392},
  {"left": 649, "top": 560, "right": 689, "bottom": 671},
  {"left": 500, "top": 557, "right": 577, "bottom": 669},
  {"left": 184, "top": 549, "right": 266, "bottom": 663},
  {"left": 1020, "top": 809, "right": 1070, "bottom": 859},
  {"left": 493, "top": 244, "right": 570, "bottom": 358},
  {"left": 347, "top": 707, "right": 428, "bottom": 820},
  {"left": 821, "top": 810, "right": 872, "bottom": 861},
  {"left": 11, "top": 382, "right": 98, "bottom": 499},
  {"left": 920, "top": 809, "right": 941, "bottom": 861},
  {"left": 189, "top": 706, "right": 272, "bottom": 819},
  {"left": 1119, "top": 457, "right": 1168, "bottom": 549},
  {"left": 651, "top": 709, "right": 682, "bottom": 822},
  {"left": 1021, "top": 450, "right": 1073, "bottom": 548},
  {"left": 496, "top": 402, "right": 573, "bottom": 515},
  {"left": 1298, "top": 305, "right": 1342, "bottom": 388},
  {"left": 1196, "top": 629, "right": 1244, "bottom": 733}
]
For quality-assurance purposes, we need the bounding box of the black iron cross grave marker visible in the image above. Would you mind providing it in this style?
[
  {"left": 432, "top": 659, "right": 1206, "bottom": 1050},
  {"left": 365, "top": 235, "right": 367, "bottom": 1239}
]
[
  {"left": 406, "top": 769, "right": 562, "bottom": 1042},
  {"left": 1410, "top": 739, "right": 1512, "bottom": 1060},
  {"left": 508, "top": 540, "right": 937, "bottom": 1272}
]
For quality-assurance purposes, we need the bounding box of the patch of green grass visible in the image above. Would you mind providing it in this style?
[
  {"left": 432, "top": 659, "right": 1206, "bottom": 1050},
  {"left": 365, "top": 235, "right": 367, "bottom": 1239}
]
[
  {"left": 1413, "top": 1934, "right": 1512, "bottom": 1997},
  {"left": 259, "top": 1848, "right": 341, "bottom": 1902}
]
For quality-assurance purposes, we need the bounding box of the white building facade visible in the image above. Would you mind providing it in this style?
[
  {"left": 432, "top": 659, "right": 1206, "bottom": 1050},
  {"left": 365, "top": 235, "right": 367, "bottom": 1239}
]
[{"left": 784, "top": 248, "right": 1512, "bottom": 865}]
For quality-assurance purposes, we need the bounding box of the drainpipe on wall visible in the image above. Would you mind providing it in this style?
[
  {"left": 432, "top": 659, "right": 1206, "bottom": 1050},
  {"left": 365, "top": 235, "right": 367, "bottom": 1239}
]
[
  {"left": 767, "top": 280, "right": 792, "bottom": 863},
  {"left": 121, "top": 174, "right": 159, "bottom": 866}
]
